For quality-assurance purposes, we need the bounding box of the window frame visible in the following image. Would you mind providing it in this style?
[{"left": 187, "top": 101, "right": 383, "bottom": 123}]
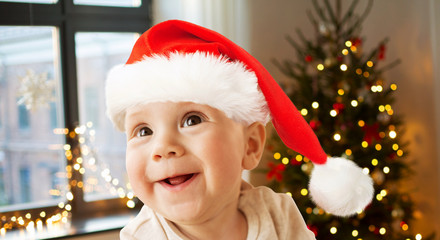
[{"left": 0, "top": 0, "right": 150, "bottom": 222}]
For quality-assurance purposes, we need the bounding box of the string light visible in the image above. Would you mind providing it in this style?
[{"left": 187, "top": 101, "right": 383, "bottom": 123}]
[
  {"left": 330, "top": 227, "right": 338, "bottom": 234},
  {"left": 340, "top": 64, "right": 348, "bottom": 71},
  {"left": 352, "top": 230, "right": 359, "bottom": 237},
  {"left": 379, "top": 227, "right": 386, "bottom": 235},
  {"left": 282, "top": 157, "right": 289, "bottom": 165},
  {"left": 416, "top": 233, "right": 422, "bottom": 240},
  {"left": 367, "top": 61, "right": 374, "bottom": 67},
  {"left": 389, "top": 130, "right": 397, "bottom": 139},
  {"left": 351, "top": 100, "right": 358, "bottom": 107},
  {"left": 301, "top": 108, "right": 308, "bottom": 116},
  {"left": 300, "top": 188, "right": 308, "bottom": 196},
  {"left": 330, "top": 109, "right": 338, "bottom": 117},
  {"left": 333, "top": 133, "right": 341, "bottom": 141},
  {"left": 371, "top": 159, "right": 378, "bottom": 166},
  {"left": 345, "top": 40, "right": 352, "bottom": 47},
  {"left": 312, "top": 101, "right": 319, "bottom": 109},
  {"left": 390, "top": 83, "right": 398, "bottom": 90},
  {"left": 317, "top": 63, "right": 325, "bottom": 71},
  {"left": 383, "top": 166, "right": 390, "bottom": 174},
  {"left": 274, "top": 152, "right": 281, "bottom": 160},
  {"left": 342, "top": 49, "right": 349, "bottom": 55},
  {"left": 338, "top": 89, "right": 345, "bottom": 95}
]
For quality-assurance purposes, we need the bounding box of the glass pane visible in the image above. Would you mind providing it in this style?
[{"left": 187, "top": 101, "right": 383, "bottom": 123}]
[
  {"left": 0, "top": 26, "right": 66, "bottom": 211},
  {"left": 73, "top": 0, "right": 141, "bottom": 7},
  {"left": 75, "top": 32, "right": 138, "bottom": 202},
  {"left": 0, "top": 0, "right": 58, "bottom": 4}
]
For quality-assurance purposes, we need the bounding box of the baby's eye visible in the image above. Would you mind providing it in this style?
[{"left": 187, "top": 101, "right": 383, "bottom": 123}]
[
  {"left": 136, "top": 126, "right": 153, "bottom": 137},
  {"left": 183, "top": 114, "right": 203, "bottom": 127}
]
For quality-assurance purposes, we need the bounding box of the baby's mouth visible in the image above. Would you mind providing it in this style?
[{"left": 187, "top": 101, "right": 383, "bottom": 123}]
[{"left": 163, "top": 174, "right": 195, "bottom": 186}]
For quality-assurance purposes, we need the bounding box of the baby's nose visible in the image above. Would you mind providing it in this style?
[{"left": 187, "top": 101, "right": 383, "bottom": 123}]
[{"left": 151, "top": 133, "right": 184, "bottom": 161}]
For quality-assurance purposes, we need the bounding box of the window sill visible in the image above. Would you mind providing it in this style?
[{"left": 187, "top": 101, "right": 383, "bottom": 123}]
[{"left": 2, "top": 210, "right": 137, "bottom": 240}]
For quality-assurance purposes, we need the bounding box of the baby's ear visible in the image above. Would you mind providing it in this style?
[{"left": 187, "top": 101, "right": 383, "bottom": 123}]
[{"left": 242, "top": 122, "right": 266, "bottom": 170}]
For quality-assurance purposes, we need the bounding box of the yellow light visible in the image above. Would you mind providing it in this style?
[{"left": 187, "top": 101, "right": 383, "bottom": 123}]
[
  {"left": 333, "top": 133, "right": 341, "bottom": 141},
  {"left": 11, "top": 216, "right": 17, "bottom": 222},
  {"left": 127, "top": 200, "right": 136, "bottom": 208},
  {"left": 301, "top": 108, "right": 308, "bottom": 116},
  {"left": 345, "top": 41, "right": 352, "bottom": 47},
  {"left": 312, "top": 101, "right": 319, "bottom": 109},
  {"left": 352, "top": 230, "right": 359, "bottom": 237},
  {"left": 363, "top": 168, "right": 370, "bottom": 175},
  {"left": 338, "top": 89, "right": 345, "bottom": 95},
  {"left": 342, "top": 49, "right": 349, "bottom": 55},
  {"left": 390, "top": 83, "right": 398, "bottom": 90},
  {"left": 378, "top": 105, "right": 385, "bottom": 112},
  {"left": 286, "top": 192, "right": 292, "bottom": 197},
  {"left": 356, "top": 68, "right": 363, "bottom": 75},
  {"left": 389, "top": 130, "right": 397, "bottom": 139},
  {"left": 295, "top": 155, "right": 303, "bottom": 161},
  {"left": 274, "top": 152, "right": 281, "bottom": 160},
  {"left": 330, "top": 109, "right": 338, "bottom": 117},
  {"left": 376, "top": 194, "right": 383, "bottom": 201},
  {"left": 383, "top": 166, "right": 390, "bottom": 174},
  {"left": 66, "top": 192, "right": 74, "bottom": 201},
  {"left": 340, "top": 64, "right": 348, "bottom": 71},
  {"left": 367, "top": 61, "right": 374, "bottom": 67},
  {"left": 358, "top": 120, "right": 365, "bottom": 127},
  {"left": 330, "top": 227, "right": 338, "bottom": 234},
  {"left": 58, "top": 202, "right": 65, "bottom": 208},
  {"left": 40, "top": 211, "right": 46, "bottom": 218},
  {"left": 379, "top": 227, "right": 386, "bottom": 235},
  {"left": 372, "top": 159, "right": 378, "bottom": 166},
  {"left": 282, "top": 157, "right": 289, "bottom": 165},
  {"left": 63, "top": 144, "right": 71, "bottom": 151},
  {"left": 345, "top": 149, "right": 352, "bottom": 156},
  {"left": 397, "top": 149, "right": 404, "bottom": 156},
  {"left": 351, "top": 46, "right": 357, "bottom": 52},
  {"left": 375, "top": 144, "right": 382, "bottom": 151},
  {"left": 317, "top": 64, "right": 325, "bottom": 71},
  {"left": 76, "top": 157, "right": 83, "bottom": 164},
  {"left": 380, "top": 189, "right": 388, "bottom": 197},
  {"left": 402, "top": 224, "right": 409, "bottom": 231},
  {"left": 300, "top": 188, "right": 308, "bottom": 196},
  {"left": 65, "top": 204, "right": 72, "bottom": 211},
  {"left": 415, "top": 233, "right": 423, "bottom": 240},
  {"left": 362, "top": 141, "right": 368, "bottom": 148},
  {"left": 392, "top": 144, "right": 399, "bottom": 151},
  {"left": 351, "top": 100, "right": 358, "bottom": 107}
]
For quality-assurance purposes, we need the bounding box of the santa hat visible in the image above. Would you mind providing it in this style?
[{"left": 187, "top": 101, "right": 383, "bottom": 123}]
[{"left": 105, "top": 20, "right": 373, "bottom": 217}]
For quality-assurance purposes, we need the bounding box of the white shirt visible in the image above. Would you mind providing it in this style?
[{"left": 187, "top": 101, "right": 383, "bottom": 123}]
[{"left": 120, "top": 181, "right": 316, "bottom": 240}]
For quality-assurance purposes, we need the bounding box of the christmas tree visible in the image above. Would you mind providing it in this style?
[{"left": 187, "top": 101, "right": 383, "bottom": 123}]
[{"left": 266, "top": 0, "right": 434, "bottom": 239}]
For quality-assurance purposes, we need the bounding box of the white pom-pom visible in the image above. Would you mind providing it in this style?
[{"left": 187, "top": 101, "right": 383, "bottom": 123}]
[{"left": 309, "top": 157, "right": 374, "bottom": 217}]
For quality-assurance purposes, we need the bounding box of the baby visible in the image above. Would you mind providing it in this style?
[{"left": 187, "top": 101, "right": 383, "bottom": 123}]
[{"left": 105, "top": 20, "right": 373, "bottom": 240}]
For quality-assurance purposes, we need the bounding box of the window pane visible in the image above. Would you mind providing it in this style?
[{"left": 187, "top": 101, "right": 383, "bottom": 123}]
[
  {"left": 73, "top": 0, "right": 141, "bottom": 7},
  {"left": 0, "top": 26, "right": 66, "bottom": 211},
  {"left": 75, "top": 32, "right": 138, "bottom": 202},
  {"left": 0, "top": 0, "right": 58, "bottom": 4}
]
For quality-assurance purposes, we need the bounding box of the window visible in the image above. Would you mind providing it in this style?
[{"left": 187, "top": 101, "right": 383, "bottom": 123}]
[{"left": 0, "top": 0, "right": 150, "bottom": 237}]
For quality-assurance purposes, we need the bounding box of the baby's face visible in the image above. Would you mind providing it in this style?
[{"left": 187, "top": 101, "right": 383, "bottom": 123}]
[{"left": 124, "top": 101, "right": 247, "bottom": 224}]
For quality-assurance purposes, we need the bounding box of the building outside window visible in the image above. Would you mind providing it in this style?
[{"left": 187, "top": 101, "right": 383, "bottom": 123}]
[{"left": 0, "top": 0, "right": 151, "bottom": 238}]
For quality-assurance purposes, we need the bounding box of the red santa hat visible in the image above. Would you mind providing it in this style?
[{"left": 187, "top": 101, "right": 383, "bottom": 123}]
[{"left": 105, "top": 19, "right": 373, "bottom": 217}]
